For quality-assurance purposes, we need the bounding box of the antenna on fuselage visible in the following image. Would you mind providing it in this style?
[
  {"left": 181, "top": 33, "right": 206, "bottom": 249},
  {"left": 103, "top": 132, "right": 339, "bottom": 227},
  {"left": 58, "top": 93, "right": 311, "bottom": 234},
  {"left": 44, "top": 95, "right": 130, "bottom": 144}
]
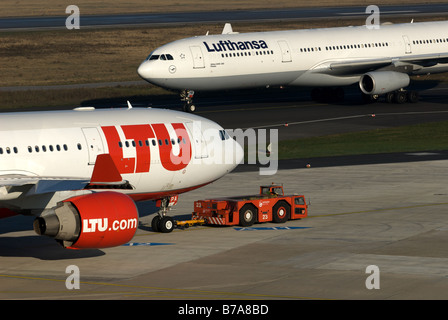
[{"left": 127, "top": 100, "right": 133, "bottom": 109}]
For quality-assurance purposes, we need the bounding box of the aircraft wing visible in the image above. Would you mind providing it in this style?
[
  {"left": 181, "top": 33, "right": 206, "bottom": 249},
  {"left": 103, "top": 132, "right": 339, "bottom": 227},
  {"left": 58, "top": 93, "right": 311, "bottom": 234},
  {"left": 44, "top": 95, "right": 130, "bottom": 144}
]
[
  {"left": 0, "top": 176, "right": 90, "bottom": 195},
  {"left": 0, "top": 154, "right": 130, "bottom": 197},
  {"left": 314, "top": 52, "right": 448, "bottom": 75}
]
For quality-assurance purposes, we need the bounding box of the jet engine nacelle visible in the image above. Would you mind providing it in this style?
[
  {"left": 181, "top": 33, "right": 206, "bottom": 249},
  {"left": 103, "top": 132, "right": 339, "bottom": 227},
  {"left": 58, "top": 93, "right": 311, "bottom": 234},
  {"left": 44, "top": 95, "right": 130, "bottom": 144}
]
[
  {"left": 33, "top": 192, "right": 138, "bottom": 249},
  {"left": 359, "top": 71, "right": 410, "bottom": 95}
]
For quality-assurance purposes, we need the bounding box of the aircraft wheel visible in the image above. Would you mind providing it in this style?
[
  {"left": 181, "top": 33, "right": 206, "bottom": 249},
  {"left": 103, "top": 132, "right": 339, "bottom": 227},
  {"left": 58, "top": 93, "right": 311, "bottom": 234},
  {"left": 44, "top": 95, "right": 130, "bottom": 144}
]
[
  {"left": 394, "top": 91, "right": 407, "bottom": 104},
  {"left": 159, "top": 216, "right": 174, "bottom": 233},
  {"left": 183, "top": 103, "right": 196, "bottom": 113},
  {"left": 407, "top": 90, "right": 419, "bottom": 103},
  {"left": 187, "top": 104, "right": 196, "bottom": 113},
  {"left": 151, "top": 215, "right": 161, "bottom": 232},
  {"left": 385, "top": 92, "right": 395, "bottom": 103}
]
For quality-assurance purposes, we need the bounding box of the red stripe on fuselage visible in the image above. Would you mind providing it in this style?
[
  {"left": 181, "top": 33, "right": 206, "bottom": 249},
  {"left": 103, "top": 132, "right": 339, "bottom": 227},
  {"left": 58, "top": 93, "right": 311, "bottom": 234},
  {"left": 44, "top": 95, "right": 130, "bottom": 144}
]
[{"left": 101, "top": 123, "right": 192, "bottom": 175}]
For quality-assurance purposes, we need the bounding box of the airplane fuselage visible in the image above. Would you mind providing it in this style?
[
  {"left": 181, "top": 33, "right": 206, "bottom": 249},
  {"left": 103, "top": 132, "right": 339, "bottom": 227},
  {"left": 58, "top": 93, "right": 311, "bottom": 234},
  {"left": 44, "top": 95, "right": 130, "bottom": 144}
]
[
  {"left": 0, "top": 107, "right": 242, "bottom": 213},
  {"left": 138, "top": 20, "right": 448, "bottom": 91}
]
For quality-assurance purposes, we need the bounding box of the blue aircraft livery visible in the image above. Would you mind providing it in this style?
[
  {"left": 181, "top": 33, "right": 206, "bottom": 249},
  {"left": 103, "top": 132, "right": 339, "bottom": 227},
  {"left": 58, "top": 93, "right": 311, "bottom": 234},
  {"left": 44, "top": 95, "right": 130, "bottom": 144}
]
[{"left": 203, "top": 40, "right": 268, "bottom": 52}]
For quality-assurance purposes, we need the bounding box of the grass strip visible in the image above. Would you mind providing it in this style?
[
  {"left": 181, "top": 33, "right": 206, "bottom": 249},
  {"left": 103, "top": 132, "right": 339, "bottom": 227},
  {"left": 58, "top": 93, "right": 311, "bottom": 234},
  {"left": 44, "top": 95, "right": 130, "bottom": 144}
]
[{"left": 277, "top": 121, "right": 448, "bottom": 159}]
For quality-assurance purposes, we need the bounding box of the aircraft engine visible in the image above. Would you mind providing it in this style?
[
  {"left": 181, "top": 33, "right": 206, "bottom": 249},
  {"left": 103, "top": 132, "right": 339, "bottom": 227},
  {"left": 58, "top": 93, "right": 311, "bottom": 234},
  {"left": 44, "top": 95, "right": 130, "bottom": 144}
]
[
  {"left": 33, "top": 192, "right": 138, "bottom": 249},
  {"left": 359, "top": 71, "right": 410, "bottom": 95}
]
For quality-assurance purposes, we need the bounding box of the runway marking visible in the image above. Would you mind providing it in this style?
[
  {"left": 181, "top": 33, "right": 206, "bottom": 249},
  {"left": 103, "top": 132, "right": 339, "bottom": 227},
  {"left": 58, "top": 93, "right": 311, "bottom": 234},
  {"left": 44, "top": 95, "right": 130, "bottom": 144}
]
[
  {"left": 234, "top": 226, "right": 311, "bottom": 231},
  {"left": 123, "top": 242, "right": 174, "bottom": 246},
  {"left": 0, "top": 274, "right": 329, "bottom": 300},
  {"left": 238, "top": 110, "right": 448, "bottom": 130},
  {"left": 244, "top": 114, "right": 368, "bottom": 129}
]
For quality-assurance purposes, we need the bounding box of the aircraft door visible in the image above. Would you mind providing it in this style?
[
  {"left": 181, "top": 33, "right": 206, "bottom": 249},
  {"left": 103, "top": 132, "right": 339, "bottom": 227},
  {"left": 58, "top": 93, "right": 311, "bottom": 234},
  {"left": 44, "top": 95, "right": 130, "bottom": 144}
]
[
  {"left": 278, "top": 40, "right": 292, "bottom": 62},
  {"left": 82, "top": 127, "right": 105, "bottom": 165},
  {"left": 185, "top": 122, "right": 208, "bottom": 159},
  {"left": 190, "top": 46, "right": 205, "bottom": 69},
  {"left": 403, "top": 35, "right": 412, "bottom": 54}
]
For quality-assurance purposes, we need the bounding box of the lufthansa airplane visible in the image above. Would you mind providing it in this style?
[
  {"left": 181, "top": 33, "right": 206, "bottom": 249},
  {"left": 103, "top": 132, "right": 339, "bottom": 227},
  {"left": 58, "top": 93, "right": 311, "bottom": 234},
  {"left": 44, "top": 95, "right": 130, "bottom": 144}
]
[
  {"left": 138, "top": 21, "right": 448, "bottom": 112},
  {"left": 0, "top": 106, "right": 243, "bottom": 249}
]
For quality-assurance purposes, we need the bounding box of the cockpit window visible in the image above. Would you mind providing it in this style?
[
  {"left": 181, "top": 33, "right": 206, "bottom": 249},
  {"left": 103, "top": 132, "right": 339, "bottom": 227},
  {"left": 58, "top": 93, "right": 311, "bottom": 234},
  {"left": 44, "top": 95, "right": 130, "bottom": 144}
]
[
  {"left": 219, "top": 130, "right": 230, "bottom": 140},
  {"left": 160, "top": 54, "right": 174, "bottom": 60},
  {"left": 146, "top": 54, "right": 174, "bottom": 61}
]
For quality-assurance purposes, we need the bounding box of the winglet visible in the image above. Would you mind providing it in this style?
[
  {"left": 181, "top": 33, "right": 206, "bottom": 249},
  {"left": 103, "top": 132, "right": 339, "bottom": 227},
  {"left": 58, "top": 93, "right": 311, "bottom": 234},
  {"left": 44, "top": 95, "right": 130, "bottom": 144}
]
[{"left": 90, "top": 154, "right": 125, "bottom": 185}]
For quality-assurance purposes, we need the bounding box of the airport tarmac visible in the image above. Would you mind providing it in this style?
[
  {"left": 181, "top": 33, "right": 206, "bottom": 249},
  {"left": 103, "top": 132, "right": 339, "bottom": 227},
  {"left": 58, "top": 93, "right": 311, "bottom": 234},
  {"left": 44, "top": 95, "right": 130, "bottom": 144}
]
[{"left": 1, "top": 154, "right": 447, "bottom": 300}]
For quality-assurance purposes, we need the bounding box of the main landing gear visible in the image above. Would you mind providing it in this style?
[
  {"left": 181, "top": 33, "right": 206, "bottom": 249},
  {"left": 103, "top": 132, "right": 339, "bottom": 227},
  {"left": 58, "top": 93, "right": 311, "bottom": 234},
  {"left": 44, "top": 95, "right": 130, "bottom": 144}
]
[
  {"left": 151, "top": 197, "right": 175, "bottom": 233},
  {"left": 362, "top": 89, "right": 419, "bottom": 104},
  {"left": 180, "top": 90, "right": 196, "bottom": 113},
  {"left": 310, "top": 87, "right": 419, "bottom": 104}
]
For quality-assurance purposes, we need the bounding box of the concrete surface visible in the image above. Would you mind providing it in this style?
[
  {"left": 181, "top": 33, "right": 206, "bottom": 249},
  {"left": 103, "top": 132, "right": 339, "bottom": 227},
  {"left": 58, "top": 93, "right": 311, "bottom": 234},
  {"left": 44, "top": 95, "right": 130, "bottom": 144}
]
[{"left": 1, "top": 157, "right": 447, "bottom": 300}]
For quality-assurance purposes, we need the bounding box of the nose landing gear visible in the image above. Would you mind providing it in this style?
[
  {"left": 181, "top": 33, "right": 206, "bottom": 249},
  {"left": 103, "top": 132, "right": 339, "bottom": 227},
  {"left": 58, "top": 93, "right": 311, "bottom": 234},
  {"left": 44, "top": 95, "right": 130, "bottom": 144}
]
[
  {"left": 181, "top": 90, "right": 196, "bottom": 113},
  {"left": 151, "top": 197, "right": 175, "bottom": 233}
]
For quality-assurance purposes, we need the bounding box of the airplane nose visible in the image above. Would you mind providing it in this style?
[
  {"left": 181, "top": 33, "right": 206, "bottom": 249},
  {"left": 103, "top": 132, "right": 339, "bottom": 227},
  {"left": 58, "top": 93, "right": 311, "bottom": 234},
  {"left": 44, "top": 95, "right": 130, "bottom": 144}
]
[
  {"left": 225, "top": 138, "right": 244, "bottom": 173},
  {"left": 234, "top": 139, "right": 244, "bottom": 167},
  {"left": 137, "top": 61, "right": 152, "bottom": 80}
]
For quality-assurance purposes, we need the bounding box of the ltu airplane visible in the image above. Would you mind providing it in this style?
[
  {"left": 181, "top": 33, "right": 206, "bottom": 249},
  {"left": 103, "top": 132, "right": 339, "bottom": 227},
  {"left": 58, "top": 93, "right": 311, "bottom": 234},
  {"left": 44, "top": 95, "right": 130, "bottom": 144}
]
[
  {"left": 138, "top": 20, "right": 448, "bottom": 112},
  {"left": 0, "top": 106, "right": 243, "bottom": 249}
]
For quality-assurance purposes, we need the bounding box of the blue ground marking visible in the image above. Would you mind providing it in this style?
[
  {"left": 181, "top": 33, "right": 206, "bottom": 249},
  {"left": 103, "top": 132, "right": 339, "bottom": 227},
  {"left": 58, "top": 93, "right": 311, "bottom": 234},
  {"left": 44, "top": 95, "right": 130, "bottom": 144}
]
[
  {"left": 234, "top": 226, "right": 311, "bottom": 231},
  {"left": 123, "top": 242, "right": 174, "bottom": 246}
]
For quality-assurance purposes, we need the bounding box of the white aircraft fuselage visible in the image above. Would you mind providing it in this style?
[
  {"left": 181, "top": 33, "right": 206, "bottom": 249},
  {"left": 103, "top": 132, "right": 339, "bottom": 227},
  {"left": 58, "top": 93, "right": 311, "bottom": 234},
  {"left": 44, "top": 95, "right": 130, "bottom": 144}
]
[{"left": 138, "top": 20, "right": 448, "bottom": 94}]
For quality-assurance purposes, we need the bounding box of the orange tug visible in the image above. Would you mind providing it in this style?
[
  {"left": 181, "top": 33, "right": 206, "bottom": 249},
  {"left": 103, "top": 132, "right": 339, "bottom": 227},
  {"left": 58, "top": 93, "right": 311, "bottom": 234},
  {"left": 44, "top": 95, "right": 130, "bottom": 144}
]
[{"left": 190, "top": 184, "right": 308, "bottom": 227}]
